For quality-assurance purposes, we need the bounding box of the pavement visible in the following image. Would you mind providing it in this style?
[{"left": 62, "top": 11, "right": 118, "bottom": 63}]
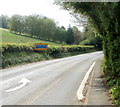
[
  {"left": 0, "top": 51, "right": 109, "bottom": 105},
  {"left": 86, "top": 59, "right": 111, "bottom": 105}
]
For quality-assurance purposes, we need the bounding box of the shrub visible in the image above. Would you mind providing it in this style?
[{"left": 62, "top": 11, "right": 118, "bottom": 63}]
[{"left": 1, "top": 43, "right": 94, "bottom": 68}]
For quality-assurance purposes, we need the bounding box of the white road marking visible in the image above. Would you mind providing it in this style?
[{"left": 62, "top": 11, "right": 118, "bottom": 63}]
[
  {"left": 5, "top": 78, "right": 31, "bottom": 92},
  {"left": 77, "top": 62, "right": 96, "bottom": 101}
]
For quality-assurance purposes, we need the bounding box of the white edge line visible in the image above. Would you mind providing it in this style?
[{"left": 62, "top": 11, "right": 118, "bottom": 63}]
[{"left": 77, "top": 62, "right": 96, "bottom": 101}]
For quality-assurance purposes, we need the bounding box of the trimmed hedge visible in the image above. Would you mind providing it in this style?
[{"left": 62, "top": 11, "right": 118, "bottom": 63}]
[
  {"left": 1, "top": 43, "right": 34, "bottom": 53},
  {"left": 1, "top": 43, "right": 94, "bottom": 68},
  {"left": 102, "top": 34, "right": 120, "bottom": 106},
  {"left": 47, "top": 45, "right": 94, "bottom": 54},
  {"left": 1, "top": 43, "right": 94, "bottom": 54}
]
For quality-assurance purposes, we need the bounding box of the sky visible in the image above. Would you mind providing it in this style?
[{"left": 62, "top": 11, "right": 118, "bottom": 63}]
[{"left": 0, "top": 0, "right": 76, "bottom": 28}]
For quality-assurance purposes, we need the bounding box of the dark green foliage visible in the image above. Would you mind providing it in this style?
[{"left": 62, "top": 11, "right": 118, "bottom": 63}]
[
  {"left": 110, "top": 81, "right": 120, "bottom": 106},
  {"left": 66, "top": 27, "right": 75, "bottom": 44},
  {"left": 80, "top": 36, "right": 102, "bottom": 50},
  {"left": 2, "top": 52, "right": 52, "bottom": 68},
  {"left": 9, "top": 15, "right": 24, "bottom": 33},
  {"left": 1, "top": 14, "right": 96, "bottom": 45},
  {"left": 8, "top": 14, "right": 68, "bottom": 43},
  {"left": 1, "top": 43, "right": 94, "bottom": 68},
  {"left": 58, "top": 2, "right": 120, "bottom": 106},
  {"left": 72, "top": 26, "right": 86, "bottom": 45},
  {"left": 80, "top": 25, "right": 102, "bottom": 50},
  {"left": 54, "top": 27, "right": 67, "bottom": 43},
  {"left": 0, "top": 15, "right": 9, "bottom": 29},
  {"left": 1, "top": 43, "right": 34, "bottom": 53},
  {"left": 7, "top": 14, "right": 88, "bottom": 44},
  {"left": 90, "top": 36, "right": 102, "bottom": 50}
]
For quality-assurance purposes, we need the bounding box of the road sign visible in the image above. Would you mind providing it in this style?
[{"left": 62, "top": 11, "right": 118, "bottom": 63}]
[{"left": 34, "top": 43, "right": 48, "bottom": 50}]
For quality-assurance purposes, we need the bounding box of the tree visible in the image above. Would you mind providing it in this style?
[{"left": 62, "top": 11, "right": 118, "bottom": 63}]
[
  {"left": 72, "top": 26, "right": 85, "bottom": 44},
  {"left": 8, "top": 14, "right": 68, "bottom": 43},
  {"left": 61, "top": 26, "right": 66, "bottom": 30},
  {"left": 57, "top": 2, "right": 120, "bottom": 77},
  {"left": 66, "top": 27, "right": 75, "bottom": 44},
  {"left": 0, "top": 15, "right": 9, "bottom": 29},
  {"left": 9, "top": 14, "right": 24, "bottom": 33},
  {"left": 42, "top": 18, "right": 56, "bottom": 40},
  {"left": 56, "top": 3, "right": 120, "bottom": 105},
  {"left": 80, "top": 25, "right": 102, "bottom": 50},
  {"left": 24, "top": 15, "right": 39, "bottom": 36}
]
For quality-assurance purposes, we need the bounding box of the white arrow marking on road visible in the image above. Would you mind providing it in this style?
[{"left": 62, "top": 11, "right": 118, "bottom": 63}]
[{"left": 5, "top": 78, "right": 31, "bottom": 92}]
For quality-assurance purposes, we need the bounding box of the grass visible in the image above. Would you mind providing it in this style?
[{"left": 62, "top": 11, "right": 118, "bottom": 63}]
[
  {"left": 1, "top": 28, "right": 61, "bottom": 45},
  {"left": 1, "top": 28, "right": 96, "bottom": 69}
]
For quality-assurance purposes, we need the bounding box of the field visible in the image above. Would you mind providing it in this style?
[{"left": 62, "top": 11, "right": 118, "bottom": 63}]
[
  {"left": 1, "top": 28, "right": 95, "bottom": 69},
  {"left": 1, "top": 28, "right": 60, "bottom": 45}
]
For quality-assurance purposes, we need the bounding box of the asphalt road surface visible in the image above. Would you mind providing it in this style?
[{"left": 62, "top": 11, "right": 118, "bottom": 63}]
[{"left": 0, "top": 51, "right": 103, "bottom": 105}]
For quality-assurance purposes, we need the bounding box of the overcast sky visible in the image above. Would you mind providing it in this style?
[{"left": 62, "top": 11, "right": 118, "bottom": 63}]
[{"left": 0, "top": 0, "right": 77, "bottom": 28}]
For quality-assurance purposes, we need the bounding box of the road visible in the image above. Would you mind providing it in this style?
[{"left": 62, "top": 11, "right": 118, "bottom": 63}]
[{"left": 0, "top": 51, "right": 103, "bottom": 105}]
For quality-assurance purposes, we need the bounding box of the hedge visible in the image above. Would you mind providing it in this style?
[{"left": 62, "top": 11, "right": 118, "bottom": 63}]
[
  {"left": 1, "top": 43, "right": 95, "bottom": 68},
  {"left": 1, "top": 43, "right": 94, "bottom": 54}
]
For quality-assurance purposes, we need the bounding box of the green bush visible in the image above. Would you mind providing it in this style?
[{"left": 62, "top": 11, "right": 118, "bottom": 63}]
[
  {"left": 109, "top": 79, "right": 120, "bottom": 106},
  {"left": 80, "top": 39, "right": 91, "bottom": 45},
  {"left": 103, "top": 58, "right": 120, "bottom": 107},
  {"left": 1, "top": 43, "right": 94, "bottom": 53},
  {"left": 1, "top": 43, "right": 34, "bottom": 53},
  {"left": 1, "top": 43, "right": 94, "bottom": 68}
]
